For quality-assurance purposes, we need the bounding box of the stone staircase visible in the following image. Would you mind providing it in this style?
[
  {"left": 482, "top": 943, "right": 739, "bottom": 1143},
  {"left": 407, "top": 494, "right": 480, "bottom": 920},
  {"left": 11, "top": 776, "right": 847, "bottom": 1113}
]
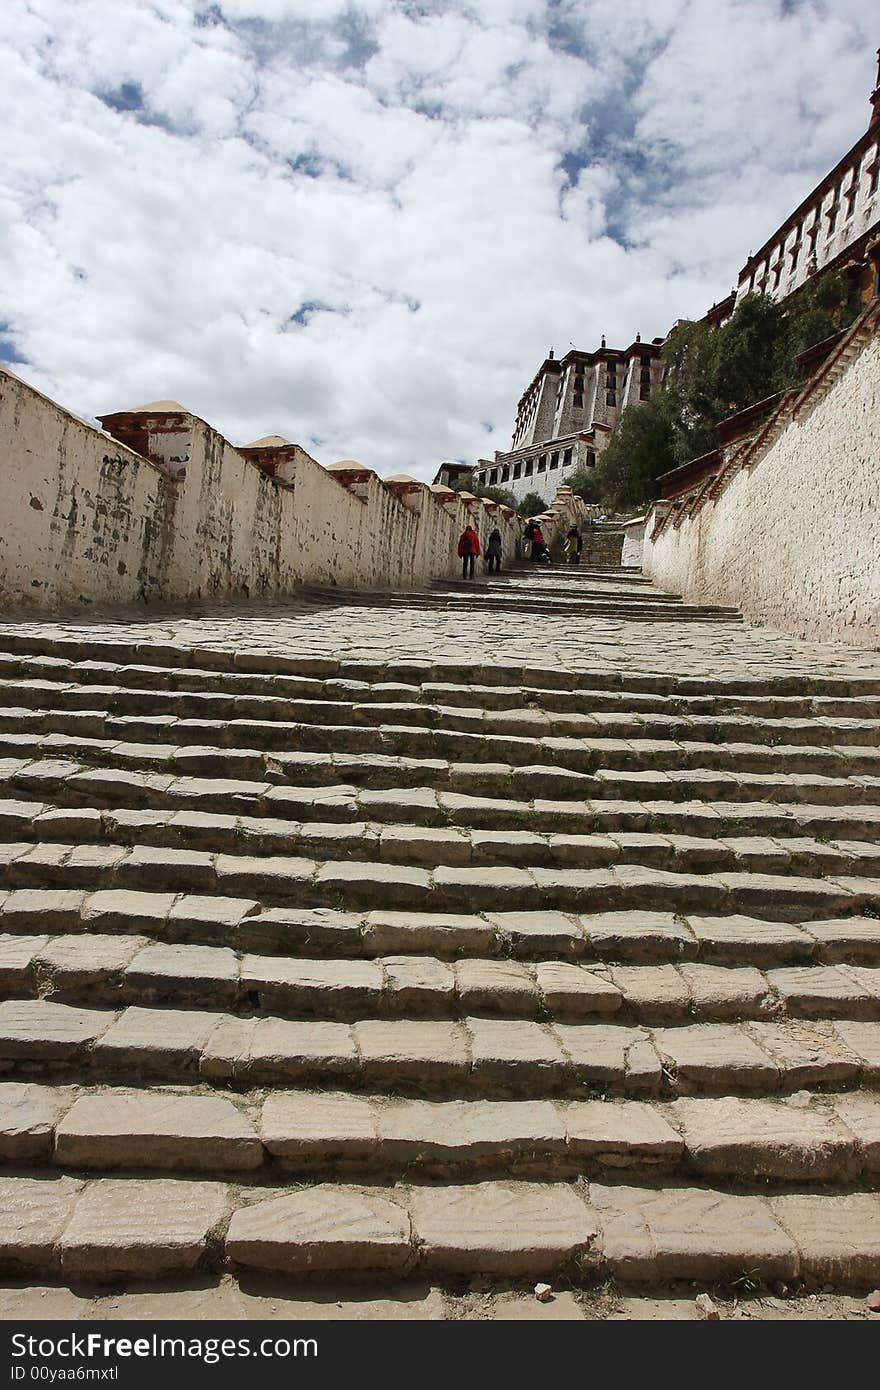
[{"left": 1, "top": 565, "right": 880, "bottom": 1295}]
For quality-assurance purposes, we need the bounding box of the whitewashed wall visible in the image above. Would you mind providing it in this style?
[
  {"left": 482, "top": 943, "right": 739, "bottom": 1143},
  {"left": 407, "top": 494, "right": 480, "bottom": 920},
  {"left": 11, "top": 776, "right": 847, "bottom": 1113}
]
[{"left": 643, "top": 327, "right": 880, "bottom": 645}]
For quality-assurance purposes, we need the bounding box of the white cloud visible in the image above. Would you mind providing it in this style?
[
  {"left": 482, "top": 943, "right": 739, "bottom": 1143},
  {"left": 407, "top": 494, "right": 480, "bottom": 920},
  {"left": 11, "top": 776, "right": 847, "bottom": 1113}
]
[{"left": 0, "top": 0, "right": 875, "bottom": 477}]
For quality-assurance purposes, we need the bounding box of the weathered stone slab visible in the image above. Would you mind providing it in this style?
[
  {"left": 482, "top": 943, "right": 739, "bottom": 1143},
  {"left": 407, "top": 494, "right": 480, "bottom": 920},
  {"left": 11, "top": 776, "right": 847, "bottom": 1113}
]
[
  {"left": 408, "top": 1181, "right": 598, "bottom": 1274},
  {"left": 686, "top": 914, "right": 812, "bottom": 965},
  {"left": 381, "top": 955, "right": 455, "bottom": 1009},
  {"left": 672, "top": 1096, "right": 854, "bottom": 1179},
  {"left": 653, "top": 1025, "right": 779, "bottom": 1089},
  {"left": 0, "top": 1176, "right": 83, "bottom": 1274},
  {"left": 241, "top": 956, "right": 383, "bottom": 1012},
  {"left": 60, "top": 1179, "right": 229, "bottom": 1278},
  {"left": 831, "top": 1091, "right": 880, "bottom": 1169},
  {"left": 37, "top": 934, "right": 147, "bottom": 987},
  {"left": 610, "top": 965, "right": 689, "bottom": 1017},
  {"left": 467, "top": 1018, "right": 567, "bottom": 1085},
  {"left": 748, "top": 1021, "right": 861, "bottom": 1087},
  {"left": 534, "top": 962, "right": 622, "bottom": 1015},
  {"left": 770, "top": 1192, "right": 880, "bottom": 1284},
  {"left": 678, "top": 963, "right": 769, "bottom": 1018},
  {"left": 0, "top": 1083, "right": 70, "bottom": 1161},
  {"left": 0, "top": 934, "right": 47, "bottom": 987},
  {"left": 363, "top": 911, "right": 492, "bottom": 953},
  {"left": 354, "top": 1021, "right": 469, "bottom": 1083},
  {"left": 378, "top": 1099, "right": 566, "bottom": 1163},
  {"left": 550, "top": 1023, "right": 655, "bottom": 1088},
  {"left": 226, "top": 1187, "right": 411, "bottom": 1273},
  {"left": 126, "top": 943, "right": 239, "bottom": 1002},
  {"left": 82, "top": 890, "right": 177, "bottom": 933},
  {"left": 0, "top": 999, "right": 111, "bottom": 1059},
  {"left": 454, "top": 960, "right": 535, "bottom": 1012},
  {"left": 248, "top": 1018, "right": 359, "bottom": 1081},
  {"left": 54, "top": 1093, "right": 261, "bottom": 1171},
  {"left": 592, "top": 1183, "right": 798, "bottom": 1281},
  {"left": 767, "top": 966, "right": 874, "bottom": 1017},
  {"left": 581, "top": 911, "right": 694, "bottom": 959},
  {"left": 486, "top": 911, "right": 584, "bottom": 955},
  {"left": 261, "top": 1092, "right": 378, "bottom": 1161},
  {"left": 92, "top": 1007, "right": 221, "bottom": 1071},
  {"left": 561, "top": 1100, "right": 683, "bottom": 1165}
]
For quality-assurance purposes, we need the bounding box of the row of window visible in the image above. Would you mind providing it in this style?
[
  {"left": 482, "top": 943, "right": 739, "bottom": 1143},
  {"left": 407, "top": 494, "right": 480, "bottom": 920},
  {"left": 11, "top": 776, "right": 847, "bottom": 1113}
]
[
  {"left": 749, "top": 147, "right": 880, "bottom": 295},
  {"left": 477, "top": 445, "right": 576, "bottom": 488}
]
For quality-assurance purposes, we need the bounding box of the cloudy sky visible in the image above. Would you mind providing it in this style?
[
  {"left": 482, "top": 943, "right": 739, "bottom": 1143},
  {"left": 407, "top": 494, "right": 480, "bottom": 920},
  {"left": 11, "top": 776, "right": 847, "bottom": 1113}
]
[{"left": 0, "top": 1, "right": 875, "bottom": 480}]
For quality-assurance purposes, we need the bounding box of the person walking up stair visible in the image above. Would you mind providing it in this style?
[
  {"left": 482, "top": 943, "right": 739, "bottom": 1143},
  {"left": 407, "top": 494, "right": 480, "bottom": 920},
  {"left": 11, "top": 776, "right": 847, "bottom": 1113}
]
[
  {"left": 485, "top": 526, "right": 503, "bottom": 575},
  {"left": 564, "top": 525, "right": 583, "bottom": 565},
  {"left": 457, "top": 524, "right": 480, "bottom": 579}
]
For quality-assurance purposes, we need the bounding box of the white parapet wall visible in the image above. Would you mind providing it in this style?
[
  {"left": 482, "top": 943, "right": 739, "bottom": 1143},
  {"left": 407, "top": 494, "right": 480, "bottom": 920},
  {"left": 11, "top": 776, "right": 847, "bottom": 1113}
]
[
  {"left": 642, "top": 305, "right": 880, "bottom": 646},
  {"left": 620, "top": 515, "right": 648, "bottom": 569},
  {"left": 0, "top": 369, "right": 591, "bottom": 612}
]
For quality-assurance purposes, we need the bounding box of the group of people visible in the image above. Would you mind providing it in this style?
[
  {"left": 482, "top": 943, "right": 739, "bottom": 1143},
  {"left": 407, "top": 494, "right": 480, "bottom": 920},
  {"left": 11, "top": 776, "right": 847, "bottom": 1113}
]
[
  {"left": 456, "top": 523, "right": 502, "bottom": 579},
  {"left": 455, "top": 518, "right": 584, "bottom": 578}
]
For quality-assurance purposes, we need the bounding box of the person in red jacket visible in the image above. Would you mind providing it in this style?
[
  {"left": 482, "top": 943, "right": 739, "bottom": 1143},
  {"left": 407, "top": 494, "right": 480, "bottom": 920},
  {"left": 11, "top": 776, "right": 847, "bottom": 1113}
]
[
  {"left": 530, "top": 522, "right": 545, "bottom": 562},
  {"left": 457, "top": 524, "right": 481, "bottom": 579}
]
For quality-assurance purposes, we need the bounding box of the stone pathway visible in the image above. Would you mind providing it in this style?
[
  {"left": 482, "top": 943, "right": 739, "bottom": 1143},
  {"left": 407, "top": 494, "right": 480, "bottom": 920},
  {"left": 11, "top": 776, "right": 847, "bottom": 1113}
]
[{"left": 0, "top": 563, "right": 879, "bottom": 1316}]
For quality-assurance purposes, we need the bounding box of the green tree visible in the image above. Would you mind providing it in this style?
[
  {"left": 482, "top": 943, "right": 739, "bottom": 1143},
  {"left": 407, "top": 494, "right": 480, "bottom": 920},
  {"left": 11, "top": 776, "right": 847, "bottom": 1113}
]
[
  {"left": 590, "top": 391, "right": 679, "bottom": 511},
  {"left": 446, "top": 474, "right": 517, "bottom": 508},
  {"left": 567, "top": 469, "right": 602, "bottom": 504},
  {"left": 517, "top": 491, "right": 548, "bottom": 517}
]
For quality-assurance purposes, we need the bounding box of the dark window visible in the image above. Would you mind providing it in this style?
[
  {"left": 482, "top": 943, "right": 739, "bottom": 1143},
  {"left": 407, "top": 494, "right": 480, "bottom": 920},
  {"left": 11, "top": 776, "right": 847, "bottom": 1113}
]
[
  {"left": 844, "top": 179, "right": 857, "bottom": 220},
  {"left": 772, "top": 260, "right": 783, "bottom": 289},
  {"left": 525, "top": 458, "right": 534, "bottom": 476},
  {"left": 826, "top": 195, "right": 839, "bottom": 234},
  {"left": 563, "top": 447, "right": 573, "bottom": 466},
  {"left": 573, "top": 394, "right": 584, "bottom": 408},
  {"left": 489, "top": 469, "right": 498, "bottom": 486},
  {"left": 513, "top": 462, "right": 522, "bottom": 479},
  {"left": 537, "top": 455, "right": 547, "bottom": 472},
  {"left": 501, "top": 465, "right": 510, "bottom": 482},
  {"left": 640, "top": 382, "right": 650, "bottom": 400},
  {"left": 606, "top": 392, "right": 617, "bottom": 407},
  {"left": 870, "top": 161, "right": 880, "bottom": 196},
  {"left": 586, "top": 450, "right": 596, "bottom": 468},
  {"left": 549, "top": 451, "right": 559, "bottom": 469}
]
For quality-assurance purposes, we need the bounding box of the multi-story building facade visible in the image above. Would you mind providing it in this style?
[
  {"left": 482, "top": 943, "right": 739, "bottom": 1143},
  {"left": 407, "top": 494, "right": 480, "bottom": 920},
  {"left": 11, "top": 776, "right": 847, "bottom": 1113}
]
[
  {"left": 736, "top": 52, "right": 880, "bottom": 305},
  {"left": 472, "top": 335, "right": 665, "bottom": 505},
  {"left": 469, "top": 51, "right": 880, "bottom": 512}
]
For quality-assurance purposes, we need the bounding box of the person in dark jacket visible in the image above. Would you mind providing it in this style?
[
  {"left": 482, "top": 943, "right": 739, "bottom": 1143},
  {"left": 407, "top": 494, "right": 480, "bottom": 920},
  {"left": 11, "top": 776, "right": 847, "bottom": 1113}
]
[
  {"left": 457, "top": 524, "right": 481, "bottom": 579},
  {"left": 485, "top": 526, "right": 503, "bottom": 574}
]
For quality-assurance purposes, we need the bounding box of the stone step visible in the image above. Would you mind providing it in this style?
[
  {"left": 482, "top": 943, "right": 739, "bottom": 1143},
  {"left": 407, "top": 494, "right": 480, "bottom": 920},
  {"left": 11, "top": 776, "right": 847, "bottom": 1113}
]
[
  {"left": 3, "top": 801, "right": 880, "bottom": 880},
  {"left": 2, "top": 690, "right": 879, "bottom": 749},
  {"left": 1, "top": 1170, "right": 878, "bottom": 1284},
  {"left": 7, "top": 787, "right": 880, "bottom": 846},
  {"left": 0, "top": 998, "right": 878, "bottom": 1096},
  {"left": 5, "top": 935, "right": 880, "bottom": 1024},
  {"left": 3, "top": 889, "right": 879, "bottom": 965},
  {"left": 4, "top": 651, "right": 878, "bottom": 717},
  {"left": 2, "top": 841, "right": 878, "bottom": 919},
  {"left": 2, "top": 1082, "right": 879, "bottom": 1184},
  {"left": 1, "top": 633, "right": 878, "bottom": 697},
  {"left": 4, "top": 758, "right": 879, "bottom": 815},
  {"left": 5, "top": 675, "right": 878, "bottom": 750},
  {"left": 297, "top": 587, "right": 741, "bottom": 621}
]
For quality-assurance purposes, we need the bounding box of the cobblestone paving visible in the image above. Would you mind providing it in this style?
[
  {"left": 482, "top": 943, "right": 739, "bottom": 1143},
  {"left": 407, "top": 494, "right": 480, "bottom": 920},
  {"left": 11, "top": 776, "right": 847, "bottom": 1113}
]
[
  {"left": 1, "top": 565, "right": 879, "bottom": 1317},
  {"left": 2, "top": 574, "right": 878, "bottom": 680}
]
